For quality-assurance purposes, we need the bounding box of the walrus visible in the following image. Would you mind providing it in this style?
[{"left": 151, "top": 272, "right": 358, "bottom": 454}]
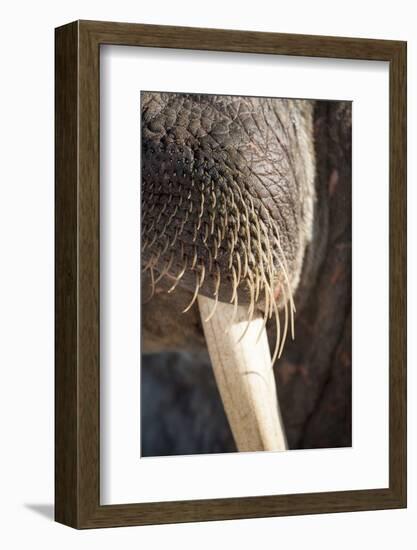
[{"left": 140, "top": 92, "right": 351, "bottom": 455}]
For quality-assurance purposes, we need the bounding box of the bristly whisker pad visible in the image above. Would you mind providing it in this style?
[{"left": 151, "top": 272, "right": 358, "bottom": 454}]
[{"left": 141, "top": 160, "right": 296, "bottom": 363}]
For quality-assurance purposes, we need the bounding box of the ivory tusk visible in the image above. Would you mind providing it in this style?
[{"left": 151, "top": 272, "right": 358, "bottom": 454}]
[{"left": 198, "top": 295, "right": 287, "bottom": 452}]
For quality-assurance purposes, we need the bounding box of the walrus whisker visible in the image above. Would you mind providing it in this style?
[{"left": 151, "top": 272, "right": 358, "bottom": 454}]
[
  {"left": 230, "top": 265, "right": 238, "bottom": 304},
  {"left": 237, "top": 297, "right": 255, "bottom": 343},
  {"left": 156, "top": 202, "right": 167, "bottom": 224},
  {"left": 213, "top": 236, "right": 219, "bottom": 260},
  {"left": 242, "top": 247, "right": 249, "bottom": 278},
  {"left": 178, "top": 210, "right": 189, "bottom": 236},
  {"left": 146, "top": 230, "right": 158, "bottom": 250},
  {"left": 207, "top": 247, "right": 213, "bottom": 273},
  {"left": 278, "top": 293, "right": 289, "bottom": 359},
  {"left": 166, "top": 204, "right": 179, "bottom": 227},
  {"left": 269, "top": 279, "right": 277, "bottom": 319},
  {"left": 192, "top": 223, "right": 198, "bottom": 243},
  {"left": 203, "top": 222, "right": 209, "bottom": 244},
  {"left": 153, "top": 252, "right": 174, "bottom": 284},
  {"left": 182, "top": 270, "right": 200, "bottom": 313},
  {"left": 199, "top": 261, "right": 206, "bottom": 288},
  {"left": 277, "top": 254, "right": 295, "bottom": 340},
  {"left": 227, "top": 237, "right": 234, "bottom": 269},
  {"left": 270, "top": 219, "right": 296, "bottom": 319},
  {"left": 191, "top": 246, "right": 198, "bottom": 269},
  {"left": 210, "top": 211, "right": 215, "bottom": 235},
  {"left": 199, "top": 192, "right": 205, "bottom": 220},
  {"left": 270, "top": 291, "right": 282, "bottom": 366},
  {"left": 169, "top": 227, "right": 178, "bottom": 247},
  {"left": 204, "top": 292, "right": 219, "bottom": 322},
  {"left": 167, "top": 257, "right": 188, "bottom": 293},
  {"left": 235, "top": 252, "right": 242, "bottom": 287},
  {"left": 225, "top": 292, "right": 239, "bottom": 334},
  {"left": 142, "top": 253, "right": 158, "bottom": 273},
  {"left": 160, "top": 234, "right": 170, "bottom": 256},
  {"left": 236, "top": 276, "right": 255, "bottom": 343},
  {"left": 217, "top": 226, "right": 222, "bottom": 247},
  {"left": 203, "top": 263, "right": 221, "bottom": 322},
  {"left": 256, "top": 283, "right": 270, "bottom": 343},
  {"left": 142, "top": 266, "right": 156, "bottom": 304},
  {"left": 153, "top": 270, "right": 165, "bottom": 285},
  {"left": 213, "top": 262, "right": 221, "bottom": 296}
]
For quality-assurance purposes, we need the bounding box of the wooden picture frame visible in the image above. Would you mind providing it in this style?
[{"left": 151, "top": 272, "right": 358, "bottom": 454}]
[{"left": 55, "top": 20, "right": 407, "bottom": 528}]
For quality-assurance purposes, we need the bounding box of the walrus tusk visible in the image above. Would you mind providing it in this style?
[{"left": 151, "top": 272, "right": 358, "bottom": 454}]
[{"left": 198, "top": 295, "right": 287, "bottom": 452}]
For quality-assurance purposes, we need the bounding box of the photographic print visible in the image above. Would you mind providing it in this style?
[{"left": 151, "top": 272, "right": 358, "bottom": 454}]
[
  {"left": 55, "top": 20, "right": 406, "bottom": 527},
  {"left": 141, "top": 92, "right": 352, "bottom": 457}
]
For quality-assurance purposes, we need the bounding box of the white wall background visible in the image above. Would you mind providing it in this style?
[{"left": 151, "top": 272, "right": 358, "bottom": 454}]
[{"left": 0, "top": 1, "right": 414, "bottom": 547}]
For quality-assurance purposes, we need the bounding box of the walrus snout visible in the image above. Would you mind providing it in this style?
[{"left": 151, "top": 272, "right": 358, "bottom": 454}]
[{"left": 141, "top": 91, "right": 315, "bottom": 323}]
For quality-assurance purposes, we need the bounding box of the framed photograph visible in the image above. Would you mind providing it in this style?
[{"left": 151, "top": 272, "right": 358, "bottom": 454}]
[{"left": 55, "top": 20, "right": 406, "bottom": 528}]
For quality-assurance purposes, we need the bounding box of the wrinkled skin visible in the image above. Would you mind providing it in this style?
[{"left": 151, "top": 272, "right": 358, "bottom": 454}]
[
  {"left": 141, "top": 94, "right": 352, "bottom": 454},
  {"left": 142, "top": 93, "right": 315, "bottom": 306}
]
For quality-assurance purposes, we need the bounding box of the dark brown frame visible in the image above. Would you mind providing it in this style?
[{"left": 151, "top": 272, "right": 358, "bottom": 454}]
[{"left": 55, "top": 20, "right": 407, "bottom": 529}]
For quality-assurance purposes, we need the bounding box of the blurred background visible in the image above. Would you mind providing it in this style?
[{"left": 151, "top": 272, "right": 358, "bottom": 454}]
[{"left": 141, "top": 351, "right": 236, "bottom": 456}]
